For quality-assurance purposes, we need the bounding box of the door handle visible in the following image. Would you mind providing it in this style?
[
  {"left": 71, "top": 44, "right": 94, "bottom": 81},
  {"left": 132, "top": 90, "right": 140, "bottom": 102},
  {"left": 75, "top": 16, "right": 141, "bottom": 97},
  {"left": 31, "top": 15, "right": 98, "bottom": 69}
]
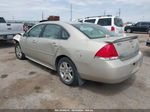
[
  {"left": 52, "top": 42, "right": 58, "bottom": 47},
  {"left": 32, "top": 40, "right": 37, "bottom": 44}
]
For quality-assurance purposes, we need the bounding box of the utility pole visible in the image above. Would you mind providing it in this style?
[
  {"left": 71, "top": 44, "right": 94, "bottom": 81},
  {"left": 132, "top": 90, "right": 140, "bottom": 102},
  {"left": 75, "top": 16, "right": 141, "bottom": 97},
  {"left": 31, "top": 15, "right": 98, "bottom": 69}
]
[
  {"left": 104, "top": 10, "right": 106, "bottom": 16},
  {"left": 118, "top": 8, "right": 121, "bottom": 17},
  {"left": 42, "top": 11, "right": 44, "bottom": 20},
  {"left": 70, "top": 4, "right": 72, "bottom": 21}
]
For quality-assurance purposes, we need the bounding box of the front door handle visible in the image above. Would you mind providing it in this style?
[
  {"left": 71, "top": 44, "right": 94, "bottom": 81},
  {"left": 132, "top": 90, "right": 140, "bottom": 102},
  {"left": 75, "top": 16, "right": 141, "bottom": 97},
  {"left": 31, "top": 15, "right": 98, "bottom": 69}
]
[
  {"left": 52, "top": 42, "right": 58, "bottom": 47},
  {"left": 32, "top": 40, "right": 37, "bottom": 44}
]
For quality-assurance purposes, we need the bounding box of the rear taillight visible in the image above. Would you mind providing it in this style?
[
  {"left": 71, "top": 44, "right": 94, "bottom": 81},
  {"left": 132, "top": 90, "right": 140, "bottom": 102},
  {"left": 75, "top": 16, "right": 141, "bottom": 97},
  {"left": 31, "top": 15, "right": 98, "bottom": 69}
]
[
  {"left": 111, "top": 26, "right": 115, "bottom": 31},
  {"left": 95, "top": 43, "right": 118, "bottom": 60}
]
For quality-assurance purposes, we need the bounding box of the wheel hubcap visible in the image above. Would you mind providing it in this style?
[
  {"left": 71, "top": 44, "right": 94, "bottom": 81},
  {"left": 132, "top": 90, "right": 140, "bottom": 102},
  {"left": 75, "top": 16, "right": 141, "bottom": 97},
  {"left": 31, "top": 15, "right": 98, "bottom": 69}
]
[
  {"left": 16, "top": 45, "right": 22, "bottom": 58},
  {"left": 127, "top": 29, "right": 131, "bottom": 33},
  {"left": 59, "top": 62, "right": 73, "bottom": 83}
]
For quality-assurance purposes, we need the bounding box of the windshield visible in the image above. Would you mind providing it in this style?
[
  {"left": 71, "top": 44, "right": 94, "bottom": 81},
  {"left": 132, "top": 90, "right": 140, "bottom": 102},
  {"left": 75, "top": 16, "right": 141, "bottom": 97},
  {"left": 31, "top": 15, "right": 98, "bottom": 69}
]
[
  {"left": 0, "top": 17, "right": 6, "bottom": 23},
  {"left": 72, "top": 24, "right": 119, "bottom": 39},
  {"left": 114, "top": 18, "right": 123, "bottom": 27}
]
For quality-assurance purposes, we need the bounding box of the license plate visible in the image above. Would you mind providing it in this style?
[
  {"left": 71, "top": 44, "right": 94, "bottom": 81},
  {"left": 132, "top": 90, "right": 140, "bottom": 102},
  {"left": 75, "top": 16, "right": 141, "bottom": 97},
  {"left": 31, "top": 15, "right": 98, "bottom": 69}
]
[{"left": 7, "top": 35, "right": 14, "bottom": 39}]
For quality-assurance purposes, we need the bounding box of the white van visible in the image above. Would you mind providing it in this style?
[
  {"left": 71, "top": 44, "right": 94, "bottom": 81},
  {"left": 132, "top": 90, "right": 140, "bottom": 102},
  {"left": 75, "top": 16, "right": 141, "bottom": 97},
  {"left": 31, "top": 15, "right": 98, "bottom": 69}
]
[{"left": 78, "top": 15, "right": 124, "bottom": 35}]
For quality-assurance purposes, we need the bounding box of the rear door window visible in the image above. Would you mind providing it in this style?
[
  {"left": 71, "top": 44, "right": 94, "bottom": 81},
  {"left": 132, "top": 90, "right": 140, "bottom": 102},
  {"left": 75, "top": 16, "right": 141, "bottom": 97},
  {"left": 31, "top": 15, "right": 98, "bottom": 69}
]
[
  {"left": 97, "top": 18, "right": 111, "bottom": 26},
  {"left": 114, "top": 18, "right": 123, "bottom": 27},
  {"left": 84, "top": 19, "right": 96, "bottom": 23},
  {"left": 42, "top": 24, "right": 61, "bottom": 39}
]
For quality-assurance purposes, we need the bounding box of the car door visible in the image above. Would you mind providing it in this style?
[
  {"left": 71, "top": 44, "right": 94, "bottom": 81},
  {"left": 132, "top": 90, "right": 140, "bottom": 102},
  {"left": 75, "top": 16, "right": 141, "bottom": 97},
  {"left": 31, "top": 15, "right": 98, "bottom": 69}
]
[
  {"left": 140, "top": 22, "right": 149, "bottom": 32},
  {"left": 35, "top": 24, "right": 63, "bottom": 66},
  {"left": 20, "top": 24, "right": 45, "bottom": 60},
  {"left": 132, "top": 23, "right": 141, "bottom": 32}
]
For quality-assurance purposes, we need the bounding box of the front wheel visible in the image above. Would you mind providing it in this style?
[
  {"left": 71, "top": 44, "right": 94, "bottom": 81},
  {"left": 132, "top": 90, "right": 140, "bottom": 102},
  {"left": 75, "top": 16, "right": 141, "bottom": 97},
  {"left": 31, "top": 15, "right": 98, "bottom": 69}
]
[
  {"left": 15, "top": 43, "right": 25, "bottom": 60},
  {"left": 126, "top": 29, "right": 132, "bottom": 33},
  {"left": 57, "top": 57, "right": 81, "bottom": 86}
]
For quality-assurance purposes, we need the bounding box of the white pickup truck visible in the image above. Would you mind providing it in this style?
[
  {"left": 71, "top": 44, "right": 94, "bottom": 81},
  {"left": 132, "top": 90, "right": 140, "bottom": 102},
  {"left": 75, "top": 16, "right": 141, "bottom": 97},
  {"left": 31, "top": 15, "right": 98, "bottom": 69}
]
[{"left": 0, "top": 17, "right": 24, "bottom": 40}]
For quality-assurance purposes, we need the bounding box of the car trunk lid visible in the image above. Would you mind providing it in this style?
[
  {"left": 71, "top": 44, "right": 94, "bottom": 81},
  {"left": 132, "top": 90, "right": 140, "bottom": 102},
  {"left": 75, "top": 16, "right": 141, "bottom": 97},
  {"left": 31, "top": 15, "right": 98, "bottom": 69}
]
[{"left": 104, "top": 36, "right": 139, "bottom": 60}]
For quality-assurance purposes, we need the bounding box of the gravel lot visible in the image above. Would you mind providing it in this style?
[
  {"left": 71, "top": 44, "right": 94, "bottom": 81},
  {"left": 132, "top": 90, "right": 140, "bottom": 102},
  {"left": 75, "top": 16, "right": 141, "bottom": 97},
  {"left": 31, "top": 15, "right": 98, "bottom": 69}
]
[{"left": 0, "top": 33, "right": 150, "bottom": 109}]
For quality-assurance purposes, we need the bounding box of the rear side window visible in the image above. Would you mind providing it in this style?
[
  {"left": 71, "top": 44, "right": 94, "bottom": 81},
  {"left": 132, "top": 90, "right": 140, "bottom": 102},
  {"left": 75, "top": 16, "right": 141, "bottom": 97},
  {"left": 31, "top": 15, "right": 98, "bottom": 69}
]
[
  {"left": 42, "top": 24, "right": 61, "bottom": 39},
  {"left": 97, "top": 18, "right": 111, "bottom": 26},
  {"left": 84, "top": 19, "right": 96, "bottom": 23},
  {"left": 114, "top": 18, "right": 123, "bottom": 27}
]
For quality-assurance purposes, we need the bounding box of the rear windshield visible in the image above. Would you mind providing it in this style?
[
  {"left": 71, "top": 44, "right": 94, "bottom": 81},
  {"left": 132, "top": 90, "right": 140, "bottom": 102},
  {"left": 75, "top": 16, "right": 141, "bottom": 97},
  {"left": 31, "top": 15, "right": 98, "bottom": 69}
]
[
  {"left": 97, "top": 18, "right": 111, "bottom": 26},
  {"left": 84, "top": 19, "right": 96, "bottom": 23},
  {"left": 114, "top": 18, "right": 123, "bottom": 27},
  {"left": 0, "top": 17, "right": 6, "bottom": 23},
  {"left": 72, "top": 24, "right": 118, "bottom": 39}
]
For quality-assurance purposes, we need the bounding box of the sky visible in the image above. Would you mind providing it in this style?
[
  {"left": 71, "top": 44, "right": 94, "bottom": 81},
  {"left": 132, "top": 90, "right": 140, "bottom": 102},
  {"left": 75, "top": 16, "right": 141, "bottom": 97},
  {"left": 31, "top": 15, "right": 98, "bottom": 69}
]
[{"left": 0, "top": 0, "right": 150, "bottom": 23}]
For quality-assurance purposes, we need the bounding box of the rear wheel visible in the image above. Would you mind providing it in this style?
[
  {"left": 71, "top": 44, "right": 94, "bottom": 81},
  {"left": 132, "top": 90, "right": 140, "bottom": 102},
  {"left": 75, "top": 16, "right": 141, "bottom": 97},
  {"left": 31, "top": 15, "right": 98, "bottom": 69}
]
[
  {"left": 57, "top": 57, "right": 81, "bottom": 86},
  {"left": 126, "top": 29, "right": 132, "bottom": 33},
  {"left": 15, "top": 43, "right": 25, "bottom": 60}
]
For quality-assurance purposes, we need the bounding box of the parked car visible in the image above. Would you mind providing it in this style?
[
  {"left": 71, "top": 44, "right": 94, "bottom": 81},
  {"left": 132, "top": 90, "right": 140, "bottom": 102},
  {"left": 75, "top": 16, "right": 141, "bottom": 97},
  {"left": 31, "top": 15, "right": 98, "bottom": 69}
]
[
  {"left": 13, "top": 22, "right": 143, "bottom": 86},
  {"left": 146, "top": 39, "right": 150, "bottom": 47},
  {"left": 0, "top": 17, "right": 24, "bottom": 40},
  {"left": 125, "top": 22, "right": 150, "bottom": 33},
  {"left": 23, "top": 22, "right": 35, "bottom": 32},
  {"left": 78, "top": 15, "right": 124, "bottom": 35}
]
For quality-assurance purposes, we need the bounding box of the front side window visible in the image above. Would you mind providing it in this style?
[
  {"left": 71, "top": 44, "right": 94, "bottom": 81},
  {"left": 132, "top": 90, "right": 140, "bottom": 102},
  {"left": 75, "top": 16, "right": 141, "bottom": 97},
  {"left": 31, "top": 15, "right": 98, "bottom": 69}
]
[
  {"left": 72, "top": 24, "right": 118, "bottom": 39},
  {"left": 84, "top": 19, "right": 96, "bottom": 23},
  {"left": 0, "top": 17, "right": 6, "bottom": 23},
  {"left": 42, "top": 24, "right": 61, "bottom": 39},
  {"left": 97, "top": 18, "right": 111, "bottom": 26},
  {"left": 28, "top": 25, "right": 44, "bottom": 37},
  {"left": 141, "top": 23, "right": 149, "bottom": 27}
]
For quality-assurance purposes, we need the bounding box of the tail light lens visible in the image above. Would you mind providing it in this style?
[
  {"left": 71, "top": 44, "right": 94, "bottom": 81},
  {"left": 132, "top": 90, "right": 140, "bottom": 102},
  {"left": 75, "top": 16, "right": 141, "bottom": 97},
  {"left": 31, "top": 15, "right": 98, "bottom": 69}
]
[
  {"left": 111, "top": 26, "right": 115, "bottom": 31},
  {"left": 95, "top": 43, "right": 119, "bottom": 60}
]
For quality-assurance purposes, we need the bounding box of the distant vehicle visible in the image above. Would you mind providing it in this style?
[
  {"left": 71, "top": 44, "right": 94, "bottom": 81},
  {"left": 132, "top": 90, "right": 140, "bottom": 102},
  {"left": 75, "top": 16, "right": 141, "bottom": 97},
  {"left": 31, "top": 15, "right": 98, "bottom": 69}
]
[
  {"left": 0, "top": 17, "right": 24, "bottom": 40},
  {"left": 14, "top": 22, "right": 143, "bottom": 86},
  {"left": 146, "top": 38, "right": 150, "bottom": 47},
  {"left": 23, "top": 22, "right": 35, "bottom": 32},
  {"left": 125, "top": 22, "right": 150, "bottom": 33},
  {"left": 78, "top": 15, "right": 124, "bottom": 35}
]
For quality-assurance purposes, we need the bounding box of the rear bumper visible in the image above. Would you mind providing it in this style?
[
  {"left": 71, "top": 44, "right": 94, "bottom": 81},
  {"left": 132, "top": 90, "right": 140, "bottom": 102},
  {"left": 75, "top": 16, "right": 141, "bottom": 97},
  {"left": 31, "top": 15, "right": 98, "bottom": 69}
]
[{"left": 80, "top": 51, "right": 143, "bottom": 84}]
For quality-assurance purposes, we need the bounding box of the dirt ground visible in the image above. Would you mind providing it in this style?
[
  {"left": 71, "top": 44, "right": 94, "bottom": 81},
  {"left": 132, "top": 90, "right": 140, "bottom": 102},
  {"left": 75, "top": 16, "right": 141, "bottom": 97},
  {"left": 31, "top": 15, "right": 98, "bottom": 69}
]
[{"left": 0, "top": 33, "right": 150, "bottom": 109}]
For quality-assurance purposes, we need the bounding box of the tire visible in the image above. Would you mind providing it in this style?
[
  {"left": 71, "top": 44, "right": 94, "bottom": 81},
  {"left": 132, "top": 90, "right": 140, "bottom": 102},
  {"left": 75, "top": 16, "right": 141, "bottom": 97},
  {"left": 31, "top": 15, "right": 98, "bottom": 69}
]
[
  {"left": 126, "top": 29, "right": 132, "bottom": 33},
  {"left": 57, "top": 57, "right": 80, "bottom": 86},
  {"left": 147, "top": 29, "right": 150, "bottom": 34},
  {"left": 15, "top": 43, "right": 25, "bottom": 60}
]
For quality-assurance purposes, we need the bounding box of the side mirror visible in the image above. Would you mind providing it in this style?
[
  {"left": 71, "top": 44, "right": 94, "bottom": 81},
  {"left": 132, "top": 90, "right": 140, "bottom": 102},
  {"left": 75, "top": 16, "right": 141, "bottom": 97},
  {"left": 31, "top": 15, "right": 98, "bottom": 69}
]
[{"left": 23, "top": 32, "right": 29, "bottom": 37}]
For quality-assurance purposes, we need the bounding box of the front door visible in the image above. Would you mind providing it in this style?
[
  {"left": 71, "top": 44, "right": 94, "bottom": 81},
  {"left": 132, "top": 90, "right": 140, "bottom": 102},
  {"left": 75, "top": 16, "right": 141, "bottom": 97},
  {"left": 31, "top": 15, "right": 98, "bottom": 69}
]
[
  {"left": 20, "top": 24, "right": 45, "bottom": 60},
  {"left": 35, "top": 24, "right": 62, "bottom": 66}
]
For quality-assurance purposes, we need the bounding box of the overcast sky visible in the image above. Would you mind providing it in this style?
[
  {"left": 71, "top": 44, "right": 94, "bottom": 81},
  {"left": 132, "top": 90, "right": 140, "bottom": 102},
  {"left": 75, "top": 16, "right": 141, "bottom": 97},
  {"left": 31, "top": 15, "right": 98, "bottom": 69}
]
[{"left": 0, "top": 0, "right": 150, "bottom": 23}]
